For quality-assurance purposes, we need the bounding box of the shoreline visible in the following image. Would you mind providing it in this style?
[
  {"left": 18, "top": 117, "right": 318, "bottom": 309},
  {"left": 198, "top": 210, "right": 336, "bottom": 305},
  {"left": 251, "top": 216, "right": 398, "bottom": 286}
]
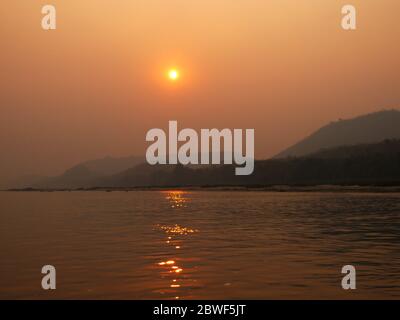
[{"left": 3, "top": 185, "right": 400, "bottom": 193}]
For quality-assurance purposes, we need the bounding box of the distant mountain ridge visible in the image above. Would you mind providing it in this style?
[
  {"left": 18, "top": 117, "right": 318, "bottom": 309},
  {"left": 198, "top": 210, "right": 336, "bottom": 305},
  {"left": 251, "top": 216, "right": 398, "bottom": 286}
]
[
  {"left": 31, "top": 155, "right": 143, "bottom": 189},
  {"left": 28, "top": 139, "right": 400, "bottom": 189},
  {"left": 304, "top": 138, "right": 400, "bottom": 159},
  {"left": 18, "top": 109, "right": 400, "bottom": 189},
  {"left": 275, "top": 110, "right": 400, "bottom": 158},
  {"left": 99, "top": 139, "right": 400, "bottom": 187}
]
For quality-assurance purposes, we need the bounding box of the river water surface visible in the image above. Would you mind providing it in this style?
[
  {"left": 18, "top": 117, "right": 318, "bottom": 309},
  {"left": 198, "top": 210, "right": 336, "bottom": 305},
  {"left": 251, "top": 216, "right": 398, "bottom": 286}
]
[{"left": 1, "top": 191, "right": 399, "bottom": 299}]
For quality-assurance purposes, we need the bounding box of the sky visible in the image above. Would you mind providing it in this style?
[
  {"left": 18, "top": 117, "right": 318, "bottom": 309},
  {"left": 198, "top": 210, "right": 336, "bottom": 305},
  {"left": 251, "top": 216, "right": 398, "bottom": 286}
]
[{"left": 1, "top": 0, "right": 400, "bottom": 185}]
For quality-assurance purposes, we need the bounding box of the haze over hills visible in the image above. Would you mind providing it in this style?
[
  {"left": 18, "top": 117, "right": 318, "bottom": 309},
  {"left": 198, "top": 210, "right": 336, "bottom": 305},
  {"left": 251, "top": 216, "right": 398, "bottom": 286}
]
[
  {"left": 22, "top": 155, "right": 144, "bottom": 189},
  {"left": 30, "top": 154, "right": 224, "bottom": 189},
  {"left": 275, "top": 110, "right": 400, "bottom": 158},
  {"left": 12, "top": 109, "right": 400, "bottom": 189},
  {"left": 77, "top": 155, "right": 144, "bottom": 176},
  {"left": 30, "top": 139, "right": 400, "bottom": 189}
]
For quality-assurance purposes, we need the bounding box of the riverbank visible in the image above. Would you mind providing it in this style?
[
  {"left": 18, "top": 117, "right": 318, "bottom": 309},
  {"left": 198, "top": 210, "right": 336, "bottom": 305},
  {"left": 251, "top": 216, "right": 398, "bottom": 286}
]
[{"left": 4, "top": 185, "right": 400, "bottom": 193}]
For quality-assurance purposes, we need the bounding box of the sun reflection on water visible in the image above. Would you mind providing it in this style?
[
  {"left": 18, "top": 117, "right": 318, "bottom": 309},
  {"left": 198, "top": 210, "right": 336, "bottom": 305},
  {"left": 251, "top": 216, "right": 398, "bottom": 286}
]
[
  {"left": 153, "top": 190, "right": 200, "bottom": 299},
  {"left": 164, "top": 190, "right": 188, "bottom": 208},
  {"left": 159, "top": 224, "right": 198, "bottom": 235}
]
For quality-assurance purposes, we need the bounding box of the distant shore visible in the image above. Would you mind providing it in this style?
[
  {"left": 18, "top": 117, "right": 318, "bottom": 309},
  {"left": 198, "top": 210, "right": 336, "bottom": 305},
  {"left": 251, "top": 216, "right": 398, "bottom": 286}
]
[{"left": 4, "top": 185, "right": 400, "bottom": 193}]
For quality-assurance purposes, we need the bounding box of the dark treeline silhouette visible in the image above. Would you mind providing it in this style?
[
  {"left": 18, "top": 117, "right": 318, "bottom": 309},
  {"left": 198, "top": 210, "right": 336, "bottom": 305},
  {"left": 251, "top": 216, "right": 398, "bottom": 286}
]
[
  {"left": 102, "top": 139, "right": 400, "bottom": 187},
  {"left": 23, "top": 110, "right": 400, "bottom": 190}
]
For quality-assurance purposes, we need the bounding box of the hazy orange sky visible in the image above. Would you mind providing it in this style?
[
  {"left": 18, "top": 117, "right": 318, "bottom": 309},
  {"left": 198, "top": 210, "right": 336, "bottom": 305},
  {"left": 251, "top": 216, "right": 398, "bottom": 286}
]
[{"left": 1, "top": 1, "right": 399, "bottom": 184}]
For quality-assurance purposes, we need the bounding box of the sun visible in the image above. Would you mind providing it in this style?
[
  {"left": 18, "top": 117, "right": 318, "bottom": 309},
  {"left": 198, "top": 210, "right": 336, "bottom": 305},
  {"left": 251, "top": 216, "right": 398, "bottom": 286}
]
[{"left": 168, "top": 69, "right": 179, "bottom": 81}]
